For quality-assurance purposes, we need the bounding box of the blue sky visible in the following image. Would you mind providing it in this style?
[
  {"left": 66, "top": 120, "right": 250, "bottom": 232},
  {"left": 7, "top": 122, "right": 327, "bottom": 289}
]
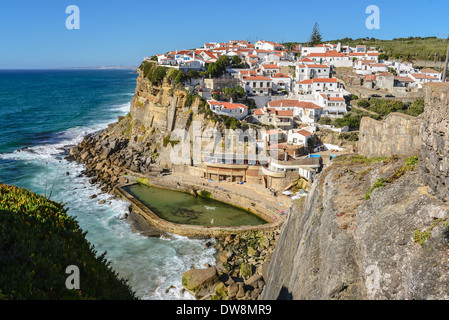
[{"left": 0, "top": 0, "right": 448, "bottom": 69}]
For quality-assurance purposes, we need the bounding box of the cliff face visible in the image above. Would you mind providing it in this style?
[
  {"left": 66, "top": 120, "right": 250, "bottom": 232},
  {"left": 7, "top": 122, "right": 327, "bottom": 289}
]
[
  {"left": 420, "top": 84, "right": 449, "bottom": 203},
  {"left": 358, "top": 113, "right": 422, "bottom": 158},
  {"left": 68, "top": 68, "right": 223, "bottom": 195},
  {"left": 102, "top": 69, "right": 223, "bottom": 171},
  {"left": 262, "top": 155, "right": 449, "bottom": 300},
  {"left": 262, "top": 83, "right": 449, "bottom": 300}
]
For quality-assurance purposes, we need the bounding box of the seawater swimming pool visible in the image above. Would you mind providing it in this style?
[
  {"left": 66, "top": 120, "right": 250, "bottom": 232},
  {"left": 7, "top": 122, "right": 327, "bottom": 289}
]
[{"left": 122, "top": 183, "right": 268, "bottom": 227}]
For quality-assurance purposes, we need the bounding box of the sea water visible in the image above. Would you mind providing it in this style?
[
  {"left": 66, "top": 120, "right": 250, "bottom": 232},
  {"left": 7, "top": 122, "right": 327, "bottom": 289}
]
[{"left": 0, "top": 69, "right": 216, "bottom": 299}]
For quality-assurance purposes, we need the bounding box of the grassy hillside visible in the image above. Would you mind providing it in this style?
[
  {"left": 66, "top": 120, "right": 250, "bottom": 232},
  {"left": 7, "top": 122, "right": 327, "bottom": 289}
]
[
  {"left": 285, "top": 37, "right": 449, "bottom": 64},
  {"left": 0, "top": 184, "right": 136, "bottom": 300},
  {"left": 330, "top": 37, "right": 448, "bottom": 63}
]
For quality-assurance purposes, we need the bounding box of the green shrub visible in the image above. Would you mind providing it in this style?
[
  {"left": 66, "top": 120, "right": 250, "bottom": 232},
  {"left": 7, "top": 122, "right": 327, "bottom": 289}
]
[
  {"left": 356, "top": 99, "right": 370, "bottom": 108},
  {"left": 0, "top": 184, "right": 136, "bottom": 300},
  {"left": 139, "top": 61, "right": 169, "bottom": 85},
  {"left": 405, "top": 155, "right": 419, "bottom": 166},
  {"left": 365, "top": 178, "right": 387, "bottom": 199}
]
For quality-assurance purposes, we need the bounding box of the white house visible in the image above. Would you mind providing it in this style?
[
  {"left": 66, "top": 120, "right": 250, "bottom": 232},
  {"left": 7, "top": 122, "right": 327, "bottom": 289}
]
[
  {"left": 410, "top": 73, "right": 441, "bottom": 88},
  {"left": 295, "top": 64, "right": 331, "bottom": 81},
  {"left": 348, "top": 52, "right": 379, "bottom": 62},
  {"left": 307, "top": 51, "right": 351, "bottom": 67},
  {"left": 271, "top": 73, "right": 293, "bottom": 94},
  {"left": 199, "top": 51, "right": 219, "bottom": 63},
  {"left": 260, "top": 64, "right": 281, "bottom": 77},
  {"left": 207, "top": 100, "right": 249, "bottom": 120},
  {"left": 296, "top": 78, "right": 340, "bottom": 95},
  {"left": 420, "top": 68, "right": 442, "bottom": 81},
  {"left": 287, "top": 129, "right": 313, "bottom": 147},
  {"left": 318, "top": 94, "right": 347, "bottom": 117},
  {"left": 242, "top": 75, "right": 273, "bottom": 96},
  {"left": 255, "top": 40, "right": 284, "bottom": 51},
  {"left": 354, "top": 60, "right": 388, "bottom": 75},
  {"left": 267, "top": 99, "right": 324, "bottom": 124}
]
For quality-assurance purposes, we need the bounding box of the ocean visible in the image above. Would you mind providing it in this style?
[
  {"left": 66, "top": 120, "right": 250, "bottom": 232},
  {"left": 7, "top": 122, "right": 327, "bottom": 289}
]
[{"left": 0, "top": 69, "right": 216, "bottom": 299}]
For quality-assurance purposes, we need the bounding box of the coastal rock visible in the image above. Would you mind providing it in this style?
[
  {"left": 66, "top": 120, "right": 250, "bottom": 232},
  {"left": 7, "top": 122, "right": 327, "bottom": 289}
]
[
  {"left": 181, "top": 267, "right": 219, "bottom": 299},
  {"left": 240, "top": 262, "right": 253, "bottom": 280}
]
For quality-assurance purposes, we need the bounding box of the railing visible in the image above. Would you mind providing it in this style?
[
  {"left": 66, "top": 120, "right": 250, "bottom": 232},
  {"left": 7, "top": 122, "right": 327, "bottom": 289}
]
[{"left": 260, "top": 166, "right": 286, "bottom": 178}]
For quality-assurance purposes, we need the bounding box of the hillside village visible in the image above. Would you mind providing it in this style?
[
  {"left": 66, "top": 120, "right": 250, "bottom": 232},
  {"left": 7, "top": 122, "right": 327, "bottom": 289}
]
[{"left": 142, "top": 38, "right": 446, "bottom": 195}]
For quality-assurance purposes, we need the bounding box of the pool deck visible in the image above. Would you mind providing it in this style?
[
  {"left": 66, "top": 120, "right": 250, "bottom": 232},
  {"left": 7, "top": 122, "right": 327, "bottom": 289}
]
[{"left": 114, "top": 172, "right": 292, "bottom": 238}]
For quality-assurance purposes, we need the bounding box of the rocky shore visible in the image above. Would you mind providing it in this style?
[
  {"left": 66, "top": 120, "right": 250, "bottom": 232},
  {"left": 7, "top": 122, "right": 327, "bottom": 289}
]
[
  {"left": 67, "top": 125, "right": 282, "bottom": 301},
  {"left": 183, "top": 230, "right": 280, "bottom": 300}
]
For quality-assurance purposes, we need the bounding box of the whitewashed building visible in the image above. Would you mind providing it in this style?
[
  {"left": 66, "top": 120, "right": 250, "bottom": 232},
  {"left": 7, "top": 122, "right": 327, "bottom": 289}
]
[{"left": 207, "top": 100, "right": 249, "bottom": 120}]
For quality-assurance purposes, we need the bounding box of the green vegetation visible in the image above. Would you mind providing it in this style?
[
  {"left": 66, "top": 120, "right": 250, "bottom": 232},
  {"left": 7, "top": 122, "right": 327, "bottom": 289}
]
[
  {"left": 184, "top": 93, "right": 194, "bottom": 108},
  {"left": 139, "top": 61, "right": 200, "bottom": 87},
  {"left": 338, "top": 132, "right": 359, "bottom": 142},
  {"left": 199, "top": 191, "right": 211, "bottom": 198},
  {"left": 285, "top": 36, "right": 447, "bottom": 63},
  {"left": 334, "top": 155, "right": 389, "bottom": 165},
  {"left": 365, "top": 178, "right": 387, "bottom": 200},
  {"left": 361, "top": 98, "right": 425, "bottom": 118},
  {"left": 364, "top": 155, "right": 419, "bottom": 200},
  {"left": 203, "top": 55, "right": 230, "bottom": 78},
  {"left": 221, "top": 85, "right": 245, "bottom": 102},
  {"left": 413, "top": 219, "right": 447, "bottom": 246},
  {"left": 308, "top": 22, "right": 323, "bottom": 46},
  {"left": 139, "top": 61, "right": 168, "bottom": 85},
  {"left": 163, "top": 135, "right": 180, "bottom": 148},
  {"left": 0, "top": 184, "right": 136, "bottom": 300},
  {"left": 333, "top": 108, "right": 382, "bottom": 130},
  {"left": 231, "top": 56, "right": 245, "bottom": 68},
  {"left": 331, "top": 98, "right": 425, "bottom": 131},
  {"left": 325, "top": 36, "right": 449, "bottom": 62}
]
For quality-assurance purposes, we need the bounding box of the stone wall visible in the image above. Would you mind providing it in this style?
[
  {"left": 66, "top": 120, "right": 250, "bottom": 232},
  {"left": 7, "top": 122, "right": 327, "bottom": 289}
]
[
  {"left": 419, "top": 83, "right": 449, "bottom": 202},
  {"left": 358, "top": 112, "right": 421, "bottom": 158}
]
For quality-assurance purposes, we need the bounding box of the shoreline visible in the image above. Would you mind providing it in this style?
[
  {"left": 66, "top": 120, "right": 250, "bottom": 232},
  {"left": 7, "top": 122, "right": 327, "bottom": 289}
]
[{"left": 66, "top": 126, "right": 291, "bottom": 300}]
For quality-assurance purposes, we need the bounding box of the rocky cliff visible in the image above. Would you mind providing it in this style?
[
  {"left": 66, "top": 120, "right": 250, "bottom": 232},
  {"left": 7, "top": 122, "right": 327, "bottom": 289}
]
[
  {"left": 68, "top": 67, "right": 224, "bottom": 193},
  {"left": 262, "top": 83, "right": 449, "bottom": 300}
]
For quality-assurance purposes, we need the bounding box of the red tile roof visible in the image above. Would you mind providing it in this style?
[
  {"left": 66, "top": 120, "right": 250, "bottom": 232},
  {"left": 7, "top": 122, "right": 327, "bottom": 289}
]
[
  {"left": 394, "top": 76, "right": 414, "bottom": 82},
  {"left": 295, "top": 129, "right": 313, "bottom": 137},
  {"left": 207, "top": 100, "right": 248, "bottom": 109},
  {"left": 329, "top": 97, "right": 345, "bottom": 101},
  {"left": 272, "top": 73, "right": 291, "bottom": 78},
  {"left": 243, "top": 75, "right": 272, "bottom": 81},
  {"left": 420, "top": 68, "right": 439, "bottom": 74},
  {"left": 268, "top": 100, "right": 323, "bottom": 109},
  {"left": 276, "top": 110, "right": 294, "bottom": 117},
  {"left": 261, "top": 64, "right": 280, "bottom": 69}
]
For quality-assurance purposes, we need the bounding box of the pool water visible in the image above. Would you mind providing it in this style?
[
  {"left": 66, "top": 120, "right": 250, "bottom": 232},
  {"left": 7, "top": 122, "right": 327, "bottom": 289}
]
[{"left": 123, "top": 184, "right": 267, "bottom": 227}]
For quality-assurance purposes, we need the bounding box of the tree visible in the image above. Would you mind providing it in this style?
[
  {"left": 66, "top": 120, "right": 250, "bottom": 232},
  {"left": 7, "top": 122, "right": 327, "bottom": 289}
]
[
  {"left": 231, "top": 55, "right": 244, "bottom": 68},
  {"left": 308, "top": 22, "right": 323, "bottom": 46},
  {"left": 204, "top": 55, "right": 230, "bottom": 78}
]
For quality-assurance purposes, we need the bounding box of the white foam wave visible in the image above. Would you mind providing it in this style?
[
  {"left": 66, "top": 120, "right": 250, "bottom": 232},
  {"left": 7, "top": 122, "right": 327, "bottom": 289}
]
[{"left": 0, "top": 119, "right": 217, "bottom": 300}]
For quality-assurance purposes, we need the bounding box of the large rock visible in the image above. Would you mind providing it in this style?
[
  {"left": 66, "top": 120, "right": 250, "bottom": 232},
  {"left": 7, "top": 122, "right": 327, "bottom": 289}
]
[
  {"left": 261, "top": 155, "right": 449, "bottom": 300},
  {"left": 182, "top": 267, "right": 219, "bottom": 299}
]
